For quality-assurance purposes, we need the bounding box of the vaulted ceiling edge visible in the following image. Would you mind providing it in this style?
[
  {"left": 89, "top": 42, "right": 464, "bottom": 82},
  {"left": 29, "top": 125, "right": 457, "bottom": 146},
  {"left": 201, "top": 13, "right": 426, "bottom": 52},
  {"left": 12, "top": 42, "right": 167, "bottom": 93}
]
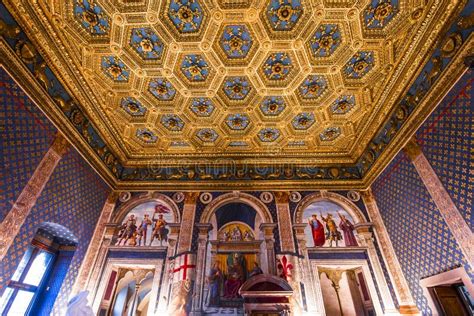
[{"left": 0, "top": 0, "right": 472, "bottom": 189}]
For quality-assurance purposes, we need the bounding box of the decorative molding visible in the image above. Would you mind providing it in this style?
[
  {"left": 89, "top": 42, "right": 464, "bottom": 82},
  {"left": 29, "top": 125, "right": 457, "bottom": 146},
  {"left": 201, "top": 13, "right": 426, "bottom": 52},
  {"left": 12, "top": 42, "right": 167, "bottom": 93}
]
[{"left": 361, "top": 188, "right": 418, "bottom": 310}]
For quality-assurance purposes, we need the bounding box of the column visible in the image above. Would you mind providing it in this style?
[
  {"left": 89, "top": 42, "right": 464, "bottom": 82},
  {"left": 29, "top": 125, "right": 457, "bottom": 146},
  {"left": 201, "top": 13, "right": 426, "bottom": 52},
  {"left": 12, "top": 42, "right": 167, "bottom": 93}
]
[
  {"left": 274, "top": 192, "right": 296, "bottom": 253},
  {"left": 355, "top": 224, "right": 398, "bottom": 314},
  {"left": 361, "top": 189, "right": 420, "bottom": 315},
  {"left": 0, "top": 132, "right": 70, "bottom": 260},
  {"left": 294, "top": 224, "right": 323, "bottom": 315},
  {"left": 176, "top": 192, "right": 199, "bottom": 254},
  {"left": 190, "top": 223, "right": 212, "bottom": 316},
  {"left": 403, "top": 138, "right": 474, "bottom": 267},
  {"left": 260, "top": 223, "right": 277, "bottom": 275},
  {"left": 72, "top": 191, "right": 118, "bottom": 295}
]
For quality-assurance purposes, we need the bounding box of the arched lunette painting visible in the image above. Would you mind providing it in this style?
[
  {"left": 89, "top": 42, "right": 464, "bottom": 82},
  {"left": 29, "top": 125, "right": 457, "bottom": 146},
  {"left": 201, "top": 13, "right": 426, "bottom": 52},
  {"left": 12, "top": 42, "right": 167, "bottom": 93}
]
[
  {"left": 115, "top": 201, "right": 174, "bottom": 247},
  {"left": 303, "top": 200, "right": 358, "bottom": 248}
]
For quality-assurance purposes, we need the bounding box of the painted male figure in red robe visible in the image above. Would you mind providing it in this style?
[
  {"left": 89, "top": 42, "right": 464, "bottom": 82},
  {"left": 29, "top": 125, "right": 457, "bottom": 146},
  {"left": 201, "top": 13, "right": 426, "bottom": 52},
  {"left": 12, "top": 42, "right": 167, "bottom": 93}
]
[{"left": 308, "top": 214, "right": 325, "bottom": 246}]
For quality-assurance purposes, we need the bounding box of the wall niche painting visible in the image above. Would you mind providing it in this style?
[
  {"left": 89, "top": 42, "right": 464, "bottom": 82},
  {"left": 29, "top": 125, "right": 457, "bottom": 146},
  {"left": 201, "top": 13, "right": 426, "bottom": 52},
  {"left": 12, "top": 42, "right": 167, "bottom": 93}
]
[
  {"left": 303, "top": 200, "right": 358, "bottom": 248},
  {"left": 114, "top": 201, "right": 174, "bottom": 247}
]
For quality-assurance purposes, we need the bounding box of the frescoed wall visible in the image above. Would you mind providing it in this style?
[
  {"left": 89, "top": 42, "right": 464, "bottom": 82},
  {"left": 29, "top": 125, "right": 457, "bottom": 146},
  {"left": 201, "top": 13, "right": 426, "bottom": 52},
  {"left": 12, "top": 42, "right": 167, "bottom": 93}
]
[
  {"left": 113, "top": 201, "right": 175, "bottom": 247},
  {"left": 302, "top": 200, "right": 358, "bottom": 248}
]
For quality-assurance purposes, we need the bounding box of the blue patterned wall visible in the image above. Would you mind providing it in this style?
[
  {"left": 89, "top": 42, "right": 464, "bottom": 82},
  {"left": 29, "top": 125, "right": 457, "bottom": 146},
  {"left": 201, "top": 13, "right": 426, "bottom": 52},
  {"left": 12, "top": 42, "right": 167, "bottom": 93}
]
[
  {"left": 372, "top": 153, "right": 474, "bottom": 314},
  {"left": 0, "top": 68, "right": 111, "bottom": 314},
  {"left": 0, "top": 68, "right": 56, "bottom": 221},
  {"left": 416, "top": 69, "right": 473, "bottom": 230}
]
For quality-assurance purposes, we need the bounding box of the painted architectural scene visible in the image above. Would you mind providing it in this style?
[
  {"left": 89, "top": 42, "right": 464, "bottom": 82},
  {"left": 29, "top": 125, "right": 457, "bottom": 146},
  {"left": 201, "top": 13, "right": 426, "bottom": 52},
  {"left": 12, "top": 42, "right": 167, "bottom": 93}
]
[{"left": 0, "top": 0, "right": 473, "bottom": 315}]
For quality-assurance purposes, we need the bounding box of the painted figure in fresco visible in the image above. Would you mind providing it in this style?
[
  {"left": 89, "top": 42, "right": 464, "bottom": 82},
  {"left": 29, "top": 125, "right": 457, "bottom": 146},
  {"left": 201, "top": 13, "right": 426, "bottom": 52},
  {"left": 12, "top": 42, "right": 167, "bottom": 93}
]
[
  {"left": 221, "top": 230, "right": 231, "bottom": 242},
  {"left": 118, "top": 214, "right": 137, "bottom": 246},
  {"left": 248, "top": 262, "right": 263, "bottom": 278},
  {"left": 231, "top": 226, "right": 242, "bottom": 241},
  {"left": 149, "top": 214, "right": 168, "bottom": 246},
  {"left": 243, "top": 229, "right": 254, "bottom": 241},
  {"left": 338, "top": 212, "right": 358, "bottom": 247},
  {"left": 320, "top": 212, "right": 342, "bottom": 247},
  {"left": 206, "top": 262, "right": 223, "bottom": 306},
  {"left": 137, "top": 214, "right": 152, "bottom": 246},
  {"left": 308, "top": 214, "right": 325, "bottom": 247},
  {"left": 224, "top": 253, "right": 246, "bottom": 298}
]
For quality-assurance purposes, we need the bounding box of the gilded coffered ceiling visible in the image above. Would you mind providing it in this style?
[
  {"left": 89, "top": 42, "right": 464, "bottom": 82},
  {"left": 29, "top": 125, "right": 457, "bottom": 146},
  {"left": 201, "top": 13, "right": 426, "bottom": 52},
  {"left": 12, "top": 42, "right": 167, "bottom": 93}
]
[{"left": 0, "top": 0, "right": 472, "bottom": 189}]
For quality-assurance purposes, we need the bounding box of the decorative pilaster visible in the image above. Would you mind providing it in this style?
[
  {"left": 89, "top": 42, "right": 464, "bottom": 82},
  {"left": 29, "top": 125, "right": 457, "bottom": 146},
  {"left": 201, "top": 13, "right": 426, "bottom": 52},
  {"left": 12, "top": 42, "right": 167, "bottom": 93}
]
[
  {"left": 0, "top": 132, "right": 70, "bottom": 260},
  {"left": 72, "top": 191, "right": 118, "bottom": 295},
  {"left": 177, "top": 192, "right": 199, "bottom": 254},
  {"left": 260, "top": 223, "right": 277, "bottom": 275},
  {"left": 403, "top": 138, "right": 474, "bottom": 267},
  {"left": 294, "top": 223, "right": 323, "bottom": 315},
  {"left": 274, "top": 192, "right": 296, "bottom": 253},
  {"left": 355, "top": 223, "right": 398, "bottom": 314},
  {"left": 361, "top": 189, "right": 420, "bottom": 314},
  {"left": 190, "top": 223, "right": 212, "bottom": 316},
  {"left": 87, "top": 223, "right": 117, "bottom": 303},
  {"left": 156, "top": 223, "right": 179, "bottom": 314}
]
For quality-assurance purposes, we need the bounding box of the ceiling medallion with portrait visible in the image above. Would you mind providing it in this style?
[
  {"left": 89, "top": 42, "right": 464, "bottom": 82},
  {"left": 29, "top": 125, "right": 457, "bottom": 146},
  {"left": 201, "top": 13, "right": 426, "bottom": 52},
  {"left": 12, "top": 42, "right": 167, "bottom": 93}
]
[{"left": 0, "top": 0, "right": 470, "bottom": 189}]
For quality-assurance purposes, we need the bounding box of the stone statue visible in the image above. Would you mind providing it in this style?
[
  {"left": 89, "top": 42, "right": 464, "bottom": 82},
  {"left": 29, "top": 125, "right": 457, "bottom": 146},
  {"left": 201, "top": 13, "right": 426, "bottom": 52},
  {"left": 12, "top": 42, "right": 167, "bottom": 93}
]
[{"left": 66, "top": 291, "right": 93, "bottom": 316}]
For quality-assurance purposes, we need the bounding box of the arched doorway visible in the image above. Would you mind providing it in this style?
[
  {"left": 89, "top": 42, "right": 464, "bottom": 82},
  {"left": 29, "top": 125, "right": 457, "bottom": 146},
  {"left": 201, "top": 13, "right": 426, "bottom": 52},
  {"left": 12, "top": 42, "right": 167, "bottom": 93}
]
[{"left": 239, "top": 274, "right": 293, "bottom": 316}]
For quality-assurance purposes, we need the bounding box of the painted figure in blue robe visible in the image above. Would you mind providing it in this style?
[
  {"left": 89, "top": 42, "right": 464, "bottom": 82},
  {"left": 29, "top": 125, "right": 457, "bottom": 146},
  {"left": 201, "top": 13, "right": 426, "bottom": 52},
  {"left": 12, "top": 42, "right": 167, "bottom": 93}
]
[{"left": 206, "top": 262, "right": 223, "bottom": 306}]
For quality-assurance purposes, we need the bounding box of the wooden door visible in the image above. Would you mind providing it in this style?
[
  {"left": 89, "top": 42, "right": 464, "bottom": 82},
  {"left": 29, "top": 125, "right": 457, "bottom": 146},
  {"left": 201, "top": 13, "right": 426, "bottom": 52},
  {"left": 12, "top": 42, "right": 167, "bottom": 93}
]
[{"left": 432, "top": 286, "right": 469, "bottom": 316}]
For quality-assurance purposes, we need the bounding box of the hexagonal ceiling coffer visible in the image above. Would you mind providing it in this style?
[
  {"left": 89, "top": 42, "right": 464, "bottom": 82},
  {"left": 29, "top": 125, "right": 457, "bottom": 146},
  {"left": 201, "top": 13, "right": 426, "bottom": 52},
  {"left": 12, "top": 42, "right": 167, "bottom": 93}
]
[
  {"left": 297, "top": 75, "right": 328, "bottom": 101},
  {"left": 74, "top": 0, "right": 110, "bottom": 36},
  {"left": 221, "top": 76, "right": 253, "bottom": 102},
  {"left": 343, "top": 51, "right": 375, "bottom": 79},
  {"left": 162, "top": 0, "right": 208, "bottom": 41},
  {"left": 307, "top": 24, "right": 342, "bottom": 58},
  {"left": 265, "top": 0, "right": 303, "bottom": 33},
  {"left": 179, "top": 54, "right": 212, "bottom": 83},
  {"left": 148, "top": 78, "right": 177, "bottom": 101},
  {"left": 136, "top": 128, "right": 158, "bottom": 144},
  {"left": 320, "top": 126, "right": 341, "bottom": 141},
  {"left": 216, "top": 24, "right": 257, "bottom": 66},
  {"left": 363, "top": 0, "right": 399, "bottom": 29},
  {"left": 161, "top": 114, "right": 185, "bottom": 131},
  {"left": 101, "top": 56, "right": 130, "bottom": 82},
  {"left": 331, "top": 95, "right": 355, "bottom": 114},
  {"left": 292, "top": 112, "right": 315, "bottom": 130},
  {"left": 225, "top": 113, "right": 251, "bottom": 131},
  {"left": 189, "top": 97, "right": 215, "bottom": 116},
  {"left": 130, "top": 27, "right": 166, "bottom": 61},
  {"left": 258, "top": 127, "right": 281, "bottom": 142},
  {"left": 260, "top": 96, "right": 286, "bottom": 116},
  {"left": 121, "top": 97, "right": 147, "bottom": 117}
]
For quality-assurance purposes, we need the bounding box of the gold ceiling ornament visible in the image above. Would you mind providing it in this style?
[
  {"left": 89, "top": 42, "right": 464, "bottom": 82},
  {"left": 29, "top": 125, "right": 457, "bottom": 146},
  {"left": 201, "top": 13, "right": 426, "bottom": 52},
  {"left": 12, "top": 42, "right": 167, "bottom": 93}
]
[{"left": 0, "top": 0, "right": 470, "bottom": 189}]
